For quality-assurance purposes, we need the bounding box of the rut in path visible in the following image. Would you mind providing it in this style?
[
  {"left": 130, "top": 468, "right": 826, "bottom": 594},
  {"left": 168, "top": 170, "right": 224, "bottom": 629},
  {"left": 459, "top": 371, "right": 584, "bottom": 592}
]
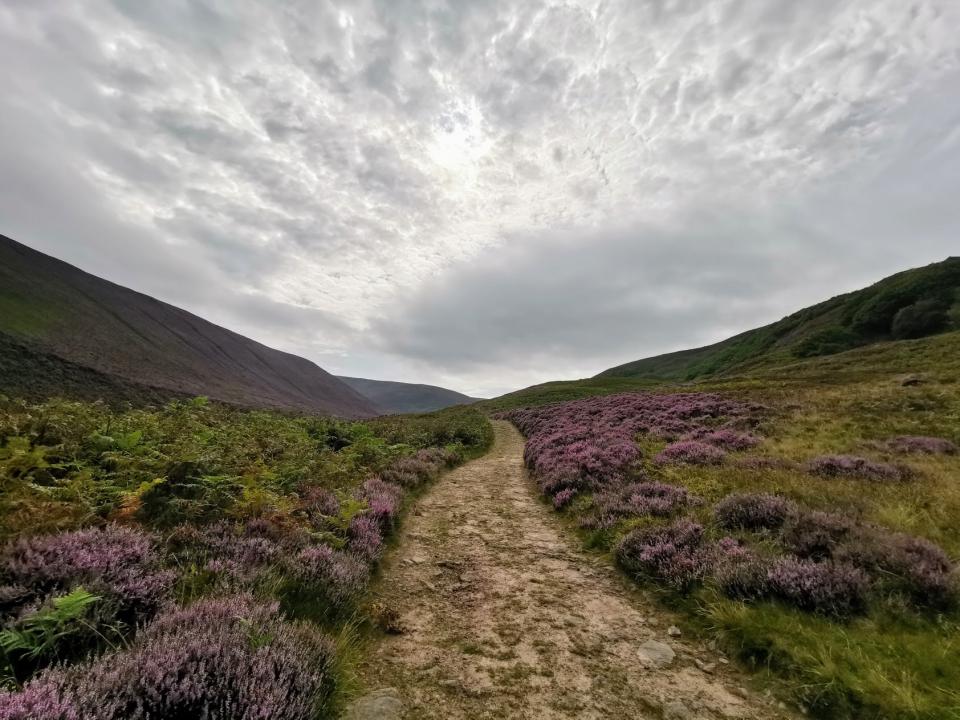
[{"left": 355, "top": 421, "right": 793, "bottom": 720}]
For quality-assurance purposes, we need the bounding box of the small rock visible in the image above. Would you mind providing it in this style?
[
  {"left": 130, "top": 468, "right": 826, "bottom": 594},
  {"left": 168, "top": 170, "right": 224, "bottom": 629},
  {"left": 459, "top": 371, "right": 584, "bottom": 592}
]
[
  {"left": 731, "top": 686, "right": 749, "bottom": 699},
  {"left": 693, "top": 658, "right": 716, "bottom": 674},
  {"left": 667, "top": 625, "right": 682, "bottom": 637},
  {"left": 718, "top": 657, "right": 729, "bottom": 665},
  {"left": 344, "top": 688, "right": 403, "bottom": 720},
  {"left": 900, "top": 374, "right": 924, "bottom": 387},
  {"left": 637, "top": 640, "right": 675, "bottom": 668},
  {"left": 662, "top": 700, "right": 693, "bottom": 720}
]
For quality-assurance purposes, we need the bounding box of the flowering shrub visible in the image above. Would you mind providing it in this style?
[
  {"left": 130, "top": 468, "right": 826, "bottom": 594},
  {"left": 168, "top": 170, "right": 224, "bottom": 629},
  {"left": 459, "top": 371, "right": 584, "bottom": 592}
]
[
  {"left": 886, "top": 435, "right": 958, "bottom": 455},
  {"left": 766, "top": 558, "right": 869, "bottom": 616},
  {"left": 357, "top": 477, "right": 404, "bottom": 531},
  {"left": 712, "top": 541, "right": 772, "bottom": 600},
  {"left": 735, "top": 456, "right": 796, "bottom": 471},
  {"left": 0, "top": 525, "right": 173, "bottom": 622},
  {"left": 347, "top": 515, "right": 384, "bottom": 561},
  {"left": 780, "top": 510, "right": 853, "bottom": 560},
  {"left": 585, "top": 481, "right": 699, "bottom": 529},
  {"left": 503, "top": 392, "right": 761, "bottom": 503},
  {"left": 685, "top": 428, "right": 761, "bottom": 451},
  {"left": 836, "top": 530, "right": 957, "bottom": 608},
  {"left": 0, "top": 595, "right": 335, "bottom": 720},
  {"left": 806, "top": 454, "right": 908, "bottom": 482},
  {"left": 553, "top": 488, "right": 577, "bottom": 509},
  {"left": 715, "top": 493, "right": 798, "bottom": 531},
  {"left": 292, "top": 545, "right": 368, "bottom": 606},
  {"left": 654, "top": 441, "right": 726, "bottom": 466},
  {"left": 617, "top": 519, "right": 710, "bottom": 591}
]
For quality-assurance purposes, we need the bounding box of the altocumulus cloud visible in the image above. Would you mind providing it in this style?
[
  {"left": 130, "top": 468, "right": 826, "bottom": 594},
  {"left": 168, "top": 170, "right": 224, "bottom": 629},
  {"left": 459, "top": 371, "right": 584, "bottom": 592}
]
[{"left": 0, "top": 0, "right": 958, "bottom": 397}]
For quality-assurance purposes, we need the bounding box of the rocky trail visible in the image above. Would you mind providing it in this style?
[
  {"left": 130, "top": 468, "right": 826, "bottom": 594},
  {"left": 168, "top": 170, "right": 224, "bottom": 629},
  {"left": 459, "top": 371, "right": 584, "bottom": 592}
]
[{"left": 350, "top": 421, "right": 793, "bottom": 720}]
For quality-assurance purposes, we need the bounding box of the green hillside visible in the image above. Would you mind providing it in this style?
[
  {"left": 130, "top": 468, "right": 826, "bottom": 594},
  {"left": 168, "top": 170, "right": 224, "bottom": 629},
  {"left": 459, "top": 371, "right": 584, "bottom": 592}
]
[{"left": 599, "top": 257, "right": 960, "bottom": 381}]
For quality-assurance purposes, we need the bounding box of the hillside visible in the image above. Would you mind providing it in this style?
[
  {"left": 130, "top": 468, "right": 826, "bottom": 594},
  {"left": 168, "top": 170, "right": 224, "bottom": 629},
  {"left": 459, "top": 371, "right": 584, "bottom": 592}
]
[
  {"left": 0, "top": 235, "right": 378, "bottom": 417},
  {"left": 599, "top": 257, "right": 960, "bottom": 381},
  {"left": 337, "top": 375, "right": 480, "bottom": 414}
]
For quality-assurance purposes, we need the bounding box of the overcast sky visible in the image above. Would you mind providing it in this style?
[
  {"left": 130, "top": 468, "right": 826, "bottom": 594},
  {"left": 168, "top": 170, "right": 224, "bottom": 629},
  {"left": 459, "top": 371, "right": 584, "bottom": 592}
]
[{"left": 2, "top": 1, "right": 959, "bottom": 397}]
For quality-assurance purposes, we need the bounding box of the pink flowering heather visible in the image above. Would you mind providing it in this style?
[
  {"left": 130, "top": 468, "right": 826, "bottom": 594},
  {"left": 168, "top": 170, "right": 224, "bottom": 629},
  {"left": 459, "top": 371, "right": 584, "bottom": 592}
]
[
  {"left": 0, "top": 525, "right": 174, "bottom": 621},
  {"left": 886, "top": 435, "right": 958, "bottom": 455},
  {"left": 347, "top": 515, "right": 384, "bottom": 562},
  {"left": 585, "top": 481, "right": 699, "bottom": 529},
  {"left": 715, "top": 493, "right": 798, "bottom": 531},
  {"left": 780, "top": 510, "right": 854, "bottom": 560},
  {"left": 806, "top": 454, "right": 908, "bottom": 482},
  {"left": 503, "top": 392, "right": 761, "bottom": 503},
  {"left": 836, "top": 529, "right": 957, "bottom": 608},
  {"left": 357, "top": 477, "right": 404, "bottom": 531},
  {"left": 0, "top": 595, "right": 335, "bottom": 720},
  {"left": 766, "top": 558, "right": 869, "bottom": 616},
  {"left": 735, "top": 456, "right": 797, "bottom": 471},
  {"left": 654, "top": 440, "right": 726, "bottom": 466},
  {"left": 293, "top": 545, "right": 368, "bottom": 605},
  {"left": 684, "top": 428, "right": 761, "bottom": 451},
  {"left": 552, "top": 488, "right": 577, "bottom": 509},
  {"left": 712, "top": 540, "right": 772, "bottom": 601},
  {"left": 616, "top": 519, "right": 710, "bottom": 592}
]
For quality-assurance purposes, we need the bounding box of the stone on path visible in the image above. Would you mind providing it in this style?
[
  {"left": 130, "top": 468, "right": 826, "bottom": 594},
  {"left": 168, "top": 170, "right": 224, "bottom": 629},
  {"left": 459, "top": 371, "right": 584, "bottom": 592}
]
[
  {"left": 637, "top": 639, "right": 675, "bottom": 668},
  {"left": 344, "top": 688, "right": 404, "bottom": 720}
]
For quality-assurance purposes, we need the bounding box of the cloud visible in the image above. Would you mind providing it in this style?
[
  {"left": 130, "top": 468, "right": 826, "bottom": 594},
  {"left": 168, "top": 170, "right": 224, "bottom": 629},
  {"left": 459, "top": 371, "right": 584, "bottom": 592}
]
[{"left": 0, "top": 0, "right": 958, "bottom": 397}]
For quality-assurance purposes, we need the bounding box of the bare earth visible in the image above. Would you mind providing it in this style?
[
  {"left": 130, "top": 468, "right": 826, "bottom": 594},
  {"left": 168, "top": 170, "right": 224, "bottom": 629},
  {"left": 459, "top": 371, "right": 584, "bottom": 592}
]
[{"left": 356, "top": 421, "right": 793, "bottom": 720}]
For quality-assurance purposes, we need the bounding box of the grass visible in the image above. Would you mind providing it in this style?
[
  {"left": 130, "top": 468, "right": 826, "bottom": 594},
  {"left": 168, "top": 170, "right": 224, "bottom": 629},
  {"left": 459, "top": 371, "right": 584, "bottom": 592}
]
[{"left": 495, "top": 331, "right": 960, "bottom": 719}]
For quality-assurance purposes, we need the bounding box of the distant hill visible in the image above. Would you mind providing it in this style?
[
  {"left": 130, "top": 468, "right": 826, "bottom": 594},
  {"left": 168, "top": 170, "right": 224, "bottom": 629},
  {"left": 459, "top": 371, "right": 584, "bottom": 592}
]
[
  {"left": 337, "top": 376, "right": 480, "bottom": 414},
  {"left": 0, "top": 235, "right": 379, "bottom": 418},
  {"left": 599, "top": 257, "right": 960, "bottom": 381}
]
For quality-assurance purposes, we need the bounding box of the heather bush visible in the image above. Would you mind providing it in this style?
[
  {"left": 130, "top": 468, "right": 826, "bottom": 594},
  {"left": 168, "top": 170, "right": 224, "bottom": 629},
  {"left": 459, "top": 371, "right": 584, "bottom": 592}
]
[
  {"left": 886, "top": 435, "right": 958, "bottom": 455},
  {"left": 836, "top": 529, "right": 957, "bottom": 608},
  {"left": 654, "top": 440, "right": 726, "bottom": 466},
  {"left": 712, "top": 541, "right": 772, "bottom": 601},
  {"left": 291, "top": 545, "right": 368, "bottom": 607},
  {"left": 735, "top": 456, "right": 797, "bottom": 471},
  {"left": 0, "top": 595, "right": 336, "bottom": 720},
  {"left": 552, "top": 488, "right": 577, "bottom": 509},
  {"left": 766, "top": 558, "right": 869, "bottom": 616},
  {"left": 685, "top": 428, "right": 760, "bottom": 451},
  {"left": 714, "top": 493, "right": 798, "bottom": 531},
  {"left": 586, "top": 481, "right": 697, "bottom": 529},
  {"left": 617, "top": 519, "right": 709, "bottom": 591},
  {"left": 357, "top": 477, "right": 403, "bottom": 531},
  {"left": 0, "top": 525, "right": 173, "bottom": 622},
  {"left": 347, "top": 515, "right": 384, "bottom": 561},
  {"left": 780, "top": 510, "right": 853, "bottom": 560},
  {"left": 806, "top": 454, "right": 907, "bottom": 481}
]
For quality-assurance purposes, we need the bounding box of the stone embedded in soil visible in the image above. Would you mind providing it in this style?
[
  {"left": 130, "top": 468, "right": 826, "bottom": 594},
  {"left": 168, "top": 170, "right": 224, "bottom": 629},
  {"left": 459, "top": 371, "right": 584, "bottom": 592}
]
[
  {"left": 344, "top": 688, "right": 404, "bottom": 720},
  {"left": 661, "top": 700, "right": 694, "bottom": 719},
  {"left": 668, "top": 625, "right": 682, "bottom": 637},
  {"left": 637, "top": 639, "right": 676, "bottom": 668}
]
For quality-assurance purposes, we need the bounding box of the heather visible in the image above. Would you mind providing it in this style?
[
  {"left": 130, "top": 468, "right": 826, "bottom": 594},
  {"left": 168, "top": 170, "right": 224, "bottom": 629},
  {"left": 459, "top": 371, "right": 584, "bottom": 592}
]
[
  {"left": 0, "top": 595, "right": 335, "bottom": 720},
  {"left": 0, "top": 396, "right": 492, "bottom": 713},
  {"left": 499, "top": 369, "right": 960, "bottom": 718}
]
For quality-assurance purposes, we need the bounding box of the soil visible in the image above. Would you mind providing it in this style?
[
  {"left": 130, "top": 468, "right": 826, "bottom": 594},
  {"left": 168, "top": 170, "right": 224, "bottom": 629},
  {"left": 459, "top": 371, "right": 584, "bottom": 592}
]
[{"left": 355, "top": 421, "right": 794, "bottom": 719}]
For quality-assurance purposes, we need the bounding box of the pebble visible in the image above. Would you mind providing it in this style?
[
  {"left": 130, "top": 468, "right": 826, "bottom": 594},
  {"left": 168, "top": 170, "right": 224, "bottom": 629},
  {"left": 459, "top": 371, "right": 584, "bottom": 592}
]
[
  {"left": 667, "top": 625, "right": 682, "bottom": 637},
  {"left": 637, "top": 640, "right": 675, "bottom": 669}
]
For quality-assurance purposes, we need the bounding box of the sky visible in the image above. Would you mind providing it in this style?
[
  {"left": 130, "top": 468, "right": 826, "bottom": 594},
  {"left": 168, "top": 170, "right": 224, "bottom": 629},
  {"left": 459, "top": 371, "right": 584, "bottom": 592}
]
[{"left": 1, "top": 0, "right": 959, "bottom": 397}]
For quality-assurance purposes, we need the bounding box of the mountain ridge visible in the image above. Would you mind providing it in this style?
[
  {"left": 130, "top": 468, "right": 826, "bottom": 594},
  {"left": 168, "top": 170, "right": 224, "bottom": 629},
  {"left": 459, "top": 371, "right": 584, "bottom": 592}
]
[
  {"left": 0, "top": 234, "right": 378, "bottom": 417},
  {"left": 337, "top": 375, "right": 481, "bottom": 415}
]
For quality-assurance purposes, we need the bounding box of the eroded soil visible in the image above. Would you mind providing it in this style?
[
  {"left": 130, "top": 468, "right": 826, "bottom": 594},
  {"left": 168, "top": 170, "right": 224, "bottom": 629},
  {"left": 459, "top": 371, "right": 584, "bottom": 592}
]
[{"left": 356, "top": 421, "right": 792, "bottom": 719}]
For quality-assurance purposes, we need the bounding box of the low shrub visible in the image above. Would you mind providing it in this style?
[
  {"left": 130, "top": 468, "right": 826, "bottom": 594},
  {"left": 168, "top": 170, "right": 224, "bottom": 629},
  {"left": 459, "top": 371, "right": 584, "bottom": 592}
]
[
  {"left": 291, "top": 545, "right": 368, "bottom": 607},
  {"left": 686, "top": 428, "right": 760, "bottom": 451},
  {"left": 552, "top": 488, "right": 577, "bottom": 509},
  {"left": 806, "top": 454, "right": 907, "bottom": 482},
  {"left": 0, "top": 595, "right": 336, "bottom": 720},
  {"left": 780, "top": 510, "right": 853, "bottom": 560},
  {"left": 0, "top": 525, "right": 173, "bottom": 623},
  {"left": 586, "top": 481, "right": 698, "bottom": 529},
  {"left": 714, "top": 493, "right": 798, "bottom": 531},
  {"left": 712, "top": 541, "right": 772, "bottom": 601},
  {"left": 766, "top": 558, "right": 869, "bottom": 616},
  {"left": 654, "top": 441, "right": 726, "bottom": 466},
  {"left": 617, "top": 519, "right": 709, "bottom": 591},
  {"left": 347, "top": 515, "right": 384, "bottom": 562},
  {"left": 886, "top": 435, "right": 958, "bottom": 455}
]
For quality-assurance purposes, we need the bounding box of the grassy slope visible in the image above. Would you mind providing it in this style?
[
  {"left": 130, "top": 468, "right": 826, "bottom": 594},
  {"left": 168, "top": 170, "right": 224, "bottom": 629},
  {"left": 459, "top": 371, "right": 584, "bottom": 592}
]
[
  {"left": 486, "top": 331, "right": 960, "bottom": 719},
  {"left": 598, "top": 256, "right": 960, "bottom": 381},
  {"left": 0, "top": 235, "right": 378, "bottom": 418}
]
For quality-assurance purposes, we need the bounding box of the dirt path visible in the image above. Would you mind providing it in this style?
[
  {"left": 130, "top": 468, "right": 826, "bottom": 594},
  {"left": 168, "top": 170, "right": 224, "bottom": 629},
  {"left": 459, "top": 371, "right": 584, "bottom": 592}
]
[{"left": 355, "top": 421, "right": 792, "bottom": 719}]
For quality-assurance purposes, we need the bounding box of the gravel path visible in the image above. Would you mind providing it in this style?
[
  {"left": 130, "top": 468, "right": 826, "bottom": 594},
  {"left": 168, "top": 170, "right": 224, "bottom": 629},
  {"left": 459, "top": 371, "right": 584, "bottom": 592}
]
[{"left": 354, "top": 420, "right": 792, "bottom": 720}]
